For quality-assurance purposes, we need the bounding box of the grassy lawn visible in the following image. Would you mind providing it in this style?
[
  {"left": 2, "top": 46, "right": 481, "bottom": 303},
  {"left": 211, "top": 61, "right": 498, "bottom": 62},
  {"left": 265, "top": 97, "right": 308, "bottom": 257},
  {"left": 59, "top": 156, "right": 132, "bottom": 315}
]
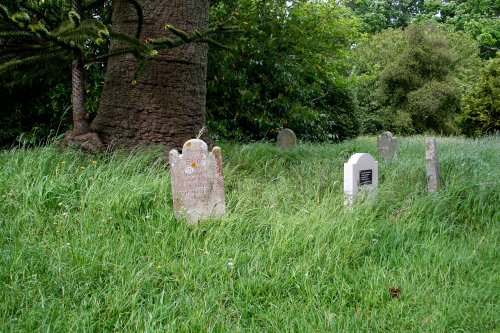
[{"left": 1, "top": 136, "right": 499, "bottom": 332}]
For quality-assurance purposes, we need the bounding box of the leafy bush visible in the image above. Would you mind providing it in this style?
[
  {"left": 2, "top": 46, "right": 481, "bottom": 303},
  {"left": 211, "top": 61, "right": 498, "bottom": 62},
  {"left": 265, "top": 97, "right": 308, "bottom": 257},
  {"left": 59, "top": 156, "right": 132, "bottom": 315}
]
[
  {"left": 0, "top": 72, "right": 72, "bottom": 147},
  {"left": 459, "top": 55, "right": 500, "bottom": 136},
  {"left": 207, "top": 0, "right": 360, "bottom": 142},
  {"left": 0, "top": 66, "right": 104, "bottom": 147},
  {"left": 352, "top": 22, "right": 481, "bottom": 135}
]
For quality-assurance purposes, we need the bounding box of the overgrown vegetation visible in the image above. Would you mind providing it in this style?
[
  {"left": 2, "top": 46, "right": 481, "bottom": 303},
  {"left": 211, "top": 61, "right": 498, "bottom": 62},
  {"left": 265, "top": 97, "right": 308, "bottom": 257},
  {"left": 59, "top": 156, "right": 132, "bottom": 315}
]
[
  {"left": 1, "top": 136, "right": 499, "bottom": 331},
  {"left": 352, "top": 22, "right": 483, "bottom": 135},
  {"left": 459, "top": 56, "right": 500, "bottom": 136},
  {"left": 207, "top": 0, "right": 361, "bottom": 142},
  {"left": 0, "top": 0, "right": 498, "bottom": 147}
]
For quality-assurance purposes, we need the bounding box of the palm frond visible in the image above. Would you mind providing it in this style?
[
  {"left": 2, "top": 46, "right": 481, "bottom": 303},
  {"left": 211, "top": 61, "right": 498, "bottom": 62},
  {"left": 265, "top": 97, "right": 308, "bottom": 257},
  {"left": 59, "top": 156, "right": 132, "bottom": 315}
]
[
  {"left": 0, "top": 30, "right": 35, "bottom": 39},
  {"left": 110, "top": 31, "right": 155, "bottom": 55},
  {"left": 0, "top": 49, "right": 71, "bottom": 76},
  {"left": 0, "top": 4, "right": 9, "bottom": 20}
]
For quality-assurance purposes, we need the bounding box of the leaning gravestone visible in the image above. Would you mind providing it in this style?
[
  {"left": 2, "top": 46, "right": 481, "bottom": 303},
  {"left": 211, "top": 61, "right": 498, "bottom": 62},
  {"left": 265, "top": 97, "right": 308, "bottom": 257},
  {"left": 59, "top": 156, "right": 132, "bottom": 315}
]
[
  {"left": 425, "top": 137, "right": 440, "bottom": 193},
  {"left": 277, "top": 128, "right": 296, "bottom": 150},
  {"left": 169, "top": 139, "right": 226, "bottom": 224},
  {"left": 344, "top": 153, "right": 379, "bottom": 205},
  {"left": 377, "top": 131, "right": 398, "bottom": 160}
]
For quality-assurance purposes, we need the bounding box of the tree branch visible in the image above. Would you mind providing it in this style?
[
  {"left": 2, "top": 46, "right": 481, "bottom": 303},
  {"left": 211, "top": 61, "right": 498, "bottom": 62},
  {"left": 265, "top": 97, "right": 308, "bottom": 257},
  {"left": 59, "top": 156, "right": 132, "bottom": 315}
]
[
  {"left": 19, "top": 4, "right": 55, "bottom": 30},
  {"left": 123, "top": 0, "right": 143, "bottom": 39}
]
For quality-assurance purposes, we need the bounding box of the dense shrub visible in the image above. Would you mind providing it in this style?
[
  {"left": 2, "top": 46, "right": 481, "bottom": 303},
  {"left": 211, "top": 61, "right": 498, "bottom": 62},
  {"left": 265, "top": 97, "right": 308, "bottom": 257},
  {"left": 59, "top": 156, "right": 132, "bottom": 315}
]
[
  {"left": 0, "top": 73, "right": 71, "bottom": 147},
  {"left": 352, "top": 22, "right": 482, "bottom": 135},
  {"left": 0, "top": 64, "right": 103, "bottom": 148},
  {"left": 459, "top": 55, "right": 500, "bottom": 136},
  {"left": 206, "top": 0, "right": 360, "bottom": 142}
]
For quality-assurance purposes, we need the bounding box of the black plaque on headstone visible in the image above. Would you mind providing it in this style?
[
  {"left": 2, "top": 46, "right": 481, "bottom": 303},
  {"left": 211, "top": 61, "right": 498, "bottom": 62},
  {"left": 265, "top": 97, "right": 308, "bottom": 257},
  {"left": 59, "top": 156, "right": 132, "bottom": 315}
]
[{"left": 359, "top": 169, "right": 373, "bottom": 185}]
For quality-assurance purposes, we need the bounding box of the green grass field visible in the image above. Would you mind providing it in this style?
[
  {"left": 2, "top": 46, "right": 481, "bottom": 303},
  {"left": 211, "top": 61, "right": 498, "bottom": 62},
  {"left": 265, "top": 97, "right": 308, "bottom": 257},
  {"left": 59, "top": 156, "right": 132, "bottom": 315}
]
[{"left": 1, "top": 136, "right": 499, "bottom": 332}]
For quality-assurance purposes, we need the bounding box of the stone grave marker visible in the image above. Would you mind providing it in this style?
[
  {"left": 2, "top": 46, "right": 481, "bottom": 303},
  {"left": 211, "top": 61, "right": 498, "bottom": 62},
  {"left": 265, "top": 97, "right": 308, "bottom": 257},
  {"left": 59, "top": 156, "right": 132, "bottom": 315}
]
[
  {"left": 425, "top": 137, "right": 440, "bottom": 193},
  {"left": 344, "top": 153, "right": 379, "bottom": 205},
  {"left": 277, "top": 128, "right": 296, "bottom": 150},
  {"left": 377, "top": 131, "right": 398, "bottom": 160},
  {"left": 169, "top": 139, "right": 226, "bottom": 224}
]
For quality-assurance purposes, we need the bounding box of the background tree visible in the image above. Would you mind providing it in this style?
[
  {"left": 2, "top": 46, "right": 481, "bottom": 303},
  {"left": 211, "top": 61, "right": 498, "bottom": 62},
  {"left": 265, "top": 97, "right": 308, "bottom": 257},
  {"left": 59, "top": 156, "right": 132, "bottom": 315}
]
[
  {"left": 352, "top": 22, "right": 482, "bottom": 134},
  {"left": 0, "top": 0, "right": 129, "bottom": 149},
  {"left": 459, "top": 55, "right": 500, "bottom": 136},
  {"left": 206, "top": 0, "right": 361, "bottom": 142},
  {"left": 1, "top": 0, "right": 230, "bottom": 150},
  {"left": 0, "top": 1, "right": 70, "bottom": 147},
  {"left": 342, "top": 0, "right": 426, "bottom": 34},
  {"left": 416, "top": 0, "right": 500, "bottom": 59}
]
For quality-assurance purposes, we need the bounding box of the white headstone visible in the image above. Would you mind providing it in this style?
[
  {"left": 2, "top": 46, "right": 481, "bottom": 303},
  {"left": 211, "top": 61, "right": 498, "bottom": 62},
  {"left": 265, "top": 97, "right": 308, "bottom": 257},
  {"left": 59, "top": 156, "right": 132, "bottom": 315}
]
[
  {"left": 377, "top": 131, "right": 398, "bottom": 160},
  {"left": 344, "top": 153, "right": 379, "bottom": 205},
  {"left": 425, "top": 137, "right": 440, "bottom": 193},
  {"left": 169, "top": 139, "right": 226, "bottom": 224},
  {"left": 277, "top": 128, "right": 296, "bottom": 150}
]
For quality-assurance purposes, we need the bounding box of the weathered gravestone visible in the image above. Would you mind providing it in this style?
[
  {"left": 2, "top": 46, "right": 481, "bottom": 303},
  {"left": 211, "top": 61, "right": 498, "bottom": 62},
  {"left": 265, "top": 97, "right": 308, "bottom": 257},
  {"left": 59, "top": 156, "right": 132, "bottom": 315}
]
[
  {"left": 425, "top": 137, "right": 440, "bottom": 193},
  {"left": 277, "top": 128, "right": 296, "bottom": 150},
  {"left": 169, "top": 139, "right": 226, "bottom": 224},
  {"left": 344, "top": 153, "right": 379, "bottom": 205},
  {"left": 377, "top": 131, "right": 398, "bottom": 160}
]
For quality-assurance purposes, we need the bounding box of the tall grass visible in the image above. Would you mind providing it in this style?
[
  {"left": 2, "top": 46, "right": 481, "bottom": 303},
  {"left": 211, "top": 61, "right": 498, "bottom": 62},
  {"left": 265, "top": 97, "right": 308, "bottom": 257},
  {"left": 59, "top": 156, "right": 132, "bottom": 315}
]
[{"left": 1, "top": 136, "right": 499, "bottom": 332}]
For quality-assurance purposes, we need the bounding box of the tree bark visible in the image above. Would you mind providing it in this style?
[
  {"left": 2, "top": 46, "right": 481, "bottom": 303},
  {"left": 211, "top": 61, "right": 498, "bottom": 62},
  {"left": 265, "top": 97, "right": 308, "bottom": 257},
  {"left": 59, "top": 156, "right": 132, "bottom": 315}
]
[
  {"left": 70, "top": 0, "right": 90, "bottom": 135},
  {"left": 91, "top": 0, "right": 210, "bottom": 150},
  {"left": 70, "top": 59, "right": 90, "bottom": 135},
  {"left": 62, "top": 0, "right": 103, "bottom": 153}
]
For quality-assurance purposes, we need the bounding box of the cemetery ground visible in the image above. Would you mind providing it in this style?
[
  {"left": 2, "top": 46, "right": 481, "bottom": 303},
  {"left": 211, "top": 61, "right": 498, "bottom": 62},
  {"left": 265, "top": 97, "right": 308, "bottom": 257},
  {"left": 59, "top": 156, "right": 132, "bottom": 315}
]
[{"left": 0, "top": 136, "right": 498, "bottom": 332}]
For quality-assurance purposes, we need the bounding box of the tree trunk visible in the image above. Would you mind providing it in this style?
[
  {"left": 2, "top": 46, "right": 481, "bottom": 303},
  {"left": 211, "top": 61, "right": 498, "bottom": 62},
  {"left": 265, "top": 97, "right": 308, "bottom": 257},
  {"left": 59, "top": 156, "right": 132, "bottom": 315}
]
[
  {"left": 62, "top": 0, "right": 103, "bottom": 153},
  {"left": 70, "top": 0, "right": 90, "bottom": 135},
  {"left": 91, "top": 0, "right": 210, "bottom": 150},
  {"left": 70, "top": 59, "right": 90, "bottom": 135}
]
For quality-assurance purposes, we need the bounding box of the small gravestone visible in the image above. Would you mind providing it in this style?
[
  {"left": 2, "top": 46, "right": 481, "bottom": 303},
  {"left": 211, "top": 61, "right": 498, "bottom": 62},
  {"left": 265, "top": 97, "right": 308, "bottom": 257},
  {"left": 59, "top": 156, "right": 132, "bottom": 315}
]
[
  {"left": 277, "top": 128, "right": 296, "bottom": 150},
  {"left": 377, "top": 131, "right": 398, "bottom": 160},
  {"left": 344, "top": 153, "right": 379, "bottom": 205},
  {"left": 169, "top": 139, "right": 226, "bottom": 224},
  {"left": 425, "top": 137, "right": 440, "bottom": 193}
]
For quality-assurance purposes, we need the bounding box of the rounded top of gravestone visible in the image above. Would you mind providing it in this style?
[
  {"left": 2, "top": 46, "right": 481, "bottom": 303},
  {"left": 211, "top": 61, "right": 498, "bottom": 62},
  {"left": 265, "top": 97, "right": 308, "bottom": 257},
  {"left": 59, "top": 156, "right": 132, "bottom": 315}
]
[
  {"left": 380, "top": 131, "right": 394, "bottom": 138},
  {"left": 182, "top": 139, "right": 208, "bottom": 154},
  {"left": 277, "top": 128, "right": 296, "bottom": 150},
  {"left": 347, "top": 153, "right": 377, "bottom": 165}
]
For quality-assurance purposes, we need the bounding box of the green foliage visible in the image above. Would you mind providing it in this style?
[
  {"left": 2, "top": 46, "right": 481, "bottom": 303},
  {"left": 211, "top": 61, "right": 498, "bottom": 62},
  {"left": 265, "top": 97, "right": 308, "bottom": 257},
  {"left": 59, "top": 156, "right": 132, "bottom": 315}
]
[
  {"left": 405, "top": 78, "right": 462, "bottom": 133},
  {"left": 0, "top": 137, "right": 499, "bottom": 330},
  {"left": 0, "top": 1, "right": 160, "bottom": 78},
  {"left": 0, "top": 0, "right": 206, "bottom": 145},
  {"left": 0, "top": 1, "right": 110, "bottom": 146},
  {"left": 345, "top": 0, "right": 498, "bottom": 60},
  {"left": 0, "top": 9, "right": 108, "bottom": 76},
  {"left": 0, "top": 75, "right": 72, "bottom": 148},
  {"left": 459, "top": 55, "right": 500, "bottom": 136},
  {"left": 416, "top": 0, "right": 500, "bottom": 59},
  {"left": 207, "top": 0, "right": 361, "bottom": 142},
  {"left": 352, "top": 22, "right": 482, "bottom": 135},
  {"left": 343, "top": 0, "right": 426, "bottom": 34}
]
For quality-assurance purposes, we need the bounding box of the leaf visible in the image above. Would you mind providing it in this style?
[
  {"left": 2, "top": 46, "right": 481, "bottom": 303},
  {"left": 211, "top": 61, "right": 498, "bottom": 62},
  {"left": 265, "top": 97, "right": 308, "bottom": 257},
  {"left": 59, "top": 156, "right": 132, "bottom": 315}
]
[{"left": 389, "top": 287, "right": 401, "bottom": 299}]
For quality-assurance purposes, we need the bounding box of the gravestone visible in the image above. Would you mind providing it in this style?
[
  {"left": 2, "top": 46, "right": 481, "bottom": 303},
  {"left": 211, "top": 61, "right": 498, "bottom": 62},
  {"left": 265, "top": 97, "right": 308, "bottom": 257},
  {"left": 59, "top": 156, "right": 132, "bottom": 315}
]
[
  {"left": 169, "top": 139, "right": 226, "bottom": 224},
  {"left": 344, "top": 153, "right": 379, "bottom": 205},
  {"left": 377, "top": 131, "right": 398, "bottom": 160},
  {"left": 277, "top": 128, "right": 296, "bottom": 150},
  {"left": 425, "top": 137, "right": 440, "bottom": 193}
]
